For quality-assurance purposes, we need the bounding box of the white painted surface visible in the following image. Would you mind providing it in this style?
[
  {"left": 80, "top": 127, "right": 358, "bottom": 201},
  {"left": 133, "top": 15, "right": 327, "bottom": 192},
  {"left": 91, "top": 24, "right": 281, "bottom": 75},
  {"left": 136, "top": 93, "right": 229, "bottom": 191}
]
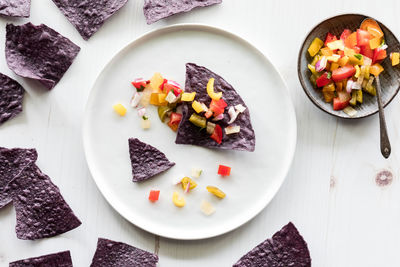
[{"left": 0, "top": 0, "right": 399, "bottom": 266}]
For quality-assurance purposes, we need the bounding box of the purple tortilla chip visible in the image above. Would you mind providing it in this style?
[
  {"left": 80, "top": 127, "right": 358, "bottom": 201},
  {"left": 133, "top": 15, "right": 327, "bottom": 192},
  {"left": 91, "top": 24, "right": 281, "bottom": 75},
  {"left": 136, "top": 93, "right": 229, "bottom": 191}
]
[
  {"left": 9, "top": 251, "right": 73, "bottom": 267},
  {"left": 233, "top": 222, "right": 311, "bottom": 267},
  {"left": 0, "top": 147, "right": 37, "bottom": 208},
  {"left": 5, "top": 22, "right": 80, "bottom": 90},
  {"left": 90, "top": 238, "right": 158, "bottom": 267},
  {"left": 0, "top": 73, "right": 25, "bottom": 126},
  {"left": 5, "top": 164, "right": 81, "bottom": 240},
  {"left": 128, "top": 138, "right": 175, "bottom": 182},
  {"left": 0, "top": 0, "right": 30, "bottom": 18},
  {"left": 176, "top": 63, "right": 256, "bottom": 151},
  {"left": 143, "top": 0, "right": 222, "bottom": 24},
  {"left": 51, "top": 0, "right": 128, "bottom": 40}
]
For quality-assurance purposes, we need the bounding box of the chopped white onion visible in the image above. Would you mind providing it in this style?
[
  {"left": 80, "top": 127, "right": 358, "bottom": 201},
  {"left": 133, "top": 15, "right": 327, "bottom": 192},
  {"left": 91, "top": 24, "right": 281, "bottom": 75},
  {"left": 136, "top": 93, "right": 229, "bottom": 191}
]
[
  {"left": 212, "top": 114, "right": 224, "bottom": 121},
  {"left": 206, "top": 122, "right": 216, "bottom": 134},
  {"left": 228, "top": 106, "right": 238, "bottom": 124},
  {"left": 352, "top": 81, "right": 362, "bottom": 90},
  {"left": 191, "top": 168, "right": 202, "bottom": 178},
  {"left": 172, "top": 177, "right": 182, "bottom": 185},
  {"left": 130, "top": 92, "right": 142, "bottom": 107},
  {"left": 343, "top": 106, "right": 357, "bottom": 117},
  {"left": 141, "top": 117, "right": 151, "bottom": 129},
  {"left": 137, "top": 107, "right": 146, "bottom": 117},
  {"left": 346, "top": 80, "right": 354, "bottom": 93},
  {"left": 200, "top": 200, "right": 215, "bottom": 216},
  {"left": 380, "top": 44, "right": 388, "bottom": 50},
  {"left": 167, "top": 80, "right": 181, "bottom": 89},
  {"left": 225, "top": 125, "right": 240, "bottom": 135},
  {"left": 235, "top": 104, "right": 246, "bottom": 113},
  {"left": 363, "top": 56, "right": 372, "bottom": 66},
  {"left": 165, "top": 91, "right": 177, "bottom": 103}
]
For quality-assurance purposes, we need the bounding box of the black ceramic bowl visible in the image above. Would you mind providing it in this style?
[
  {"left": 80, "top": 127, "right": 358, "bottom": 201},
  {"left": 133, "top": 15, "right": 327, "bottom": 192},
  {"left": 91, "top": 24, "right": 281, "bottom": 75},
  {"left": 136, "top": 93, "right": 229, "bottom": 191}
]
[{"left": 298, "top": 14, "right": 400, "bottom": 119}]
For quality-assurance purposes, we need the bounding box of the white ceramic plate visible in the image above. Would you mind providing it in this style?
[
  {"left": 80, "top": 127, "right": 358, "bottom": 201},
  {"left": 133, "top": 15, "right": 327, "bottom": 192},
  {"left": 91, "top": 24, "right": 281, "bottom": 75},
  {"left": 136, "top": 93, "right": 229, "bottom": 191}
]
[{"left": 83, "top": 24, "right": 296, "bottom": 240}]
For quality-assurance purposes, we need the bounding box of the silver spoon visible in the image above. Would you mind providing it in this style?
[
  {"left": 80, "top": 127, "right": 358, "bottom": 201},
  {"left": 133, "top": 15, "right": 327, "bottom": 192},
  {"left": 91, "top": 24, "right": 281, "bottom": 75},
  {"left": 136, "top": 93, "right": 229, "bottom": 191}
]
[{"left": 375, "top": 75, "right": 391, "bottom": 158}]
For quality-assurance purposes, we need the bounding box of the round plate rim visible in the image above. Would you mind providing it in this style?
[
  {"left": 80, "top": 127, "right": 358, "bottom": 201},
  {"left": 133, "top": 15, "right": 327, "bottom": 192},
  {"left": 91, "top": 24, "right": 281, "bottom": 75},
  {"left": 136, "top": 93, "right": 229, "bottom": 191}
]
[
  {"left": 297, "top": 13, "right": 400, "bottom": 119},
  {"left": 82, "top": 23, "right": 297, "bottom": 240}
]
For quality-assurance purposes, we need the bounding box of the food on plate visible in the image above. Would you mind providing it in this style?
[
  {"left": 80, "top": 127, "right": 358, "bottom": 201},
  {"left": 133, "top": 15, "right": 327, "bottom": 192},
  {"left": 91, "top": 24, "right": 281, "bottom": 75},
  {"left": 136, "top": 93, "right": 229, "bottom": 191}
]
[
  {"left": 206, "top": 186, "right": 226, "bottom": 199},
  {"left": 200, "top": 200, "right": 215, "bottom": 216},
  {"left": 51, "top": 0, "right": 128, "bottom": 40},
  {"left": 181, "top": 176, "right": 197, "bottom": 193},
  {"left": 0, "top": 73, "right": 25, "bottom": 125},
  {"left": 90, "top": 238, "right": 159, "bottom": 267},
  {"left": 148, "top": 190, "right": 160, "bottom": 202},
  {"left": 176, "top": 63, "right": 255, "bottom": 151},
  {"left": 307, "top": 20, "right": 389, "bottom": 112},
  {"left": 128, "top": 138, "right": 175, "bottom": 182},
  {"left": 390, "top": 52, "right": 399, "bottom": 66},
  {"left": 143, "top": 0, "right": 222, "bottom": 24},
  {"left": 5, "top": 22, "right": 80, "bottom": 90},
  {"left": 5, "top": 162, "right": 81, "bottom": 240},
  {"left": 0, "top": 147, "right": 37, "bottom": 208},
  {"left": 9, "top": 251, "right": 73, "bottom": 267},
  {"left": 172, "top": 191, "right": 185, "bottom": 207},
  {"left": 113, "top": 103, "right": 127, "bottom": 116},
  {"left": 218, "top": 164, "right": 231, "bottom": 176},
  {"left": 191, "top": 168, "right": 202, "bottom": 178},
  {"left": 140, "top": 115, "right": 151, "bottom": 129},
  {"left": 233, "top": 222, "right": 311, "bottom": 267},
  {"left": 0, "top": 0, "right": 30, "bottom": 17}
]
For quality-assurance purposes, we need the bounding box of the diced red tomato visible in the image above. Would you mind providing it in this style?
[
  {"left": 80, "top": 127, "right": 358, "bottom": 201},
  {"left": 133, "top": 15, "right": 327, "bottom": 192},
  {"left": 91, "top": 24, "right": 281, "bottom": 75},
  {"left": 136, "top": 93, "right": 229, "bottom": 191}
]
[
  {"left": 340, "top": 29, "right": 352, "bottom": 41},
  {"left": 332, "top": 65, "right": 356, "bottom": 82},
  {"left": 210, "top": 124, "right": 223, "bottom": 144},
  {"left": 209, "top": 99, "right": 227, "bottom": 117},
  {"left": 333, "top": 91, "right": 351, "bottom": 110},
  {"left": 324, "top": 33, "right": 337, "bottom": 46},
  {"left": 159, "top": 79, "right": 168, "bottom": 91},
  {"left": 148, "top": 190, "right": 160, "bottom": 202},
  {"left": 337, "top": 50, "right": 345, "bottom": 58},
  {"left": 373, "top": 47, "right": 387, "bottom": 63},
  {"left": 168, "top": 112, "right": 182, "bottom": 132},
  {"left": 357, "top": 29, "right": 372, "bottom": 47},
  {"left": 360, "top": 45, "right": 374, "bottom": 59},
  {"left": 316, "top": 72, "right": 332, "bottom": 87},
  {"left": 131, "top": 78, "right": 149, "bottom": 91},
  {"left": 218, "top": 165, "right": 231, "bottom": 176},
  {"left": 344, "top": 32, "right": 357, "bottom": 48}
]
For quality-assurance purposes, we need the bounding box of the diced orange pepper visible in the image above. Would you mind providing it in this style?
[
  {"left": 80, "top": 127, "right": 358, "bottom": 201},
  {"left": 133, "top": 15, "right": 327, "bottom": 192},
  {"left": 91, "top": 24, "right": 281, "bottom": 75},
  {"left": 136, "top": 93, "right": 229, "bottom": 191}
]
[
  {"left": 150, "top": 93, "right": 167, "bottom": 106},
  {"left": 370, "top": 63, "right": 384, "bottom": 76},
  {"left": 369, "top": 37, "right": 382, "bottom": 50},
  {"left": 320, "top": 47, "right": 333, "bottom": 56},
  {"left": 338, "top": 56, "right": 349, "bottom": 67},
  {"left": 330, "top": 62, "right": 339, "bottom": 71},
  {"left": 344, "top": 32, "right": 357, "bottom": 48}
]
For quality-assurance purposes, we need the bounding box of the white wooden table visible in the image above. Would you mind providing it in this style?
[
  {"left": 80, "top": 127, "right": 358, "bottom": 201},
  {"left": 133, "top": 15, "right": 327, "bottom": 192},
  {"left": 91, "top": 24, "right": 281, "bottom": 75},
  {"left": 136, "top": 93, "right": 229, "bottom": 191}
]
[{"left": 1, "top": 0, "right": 400, "bottom": 266}]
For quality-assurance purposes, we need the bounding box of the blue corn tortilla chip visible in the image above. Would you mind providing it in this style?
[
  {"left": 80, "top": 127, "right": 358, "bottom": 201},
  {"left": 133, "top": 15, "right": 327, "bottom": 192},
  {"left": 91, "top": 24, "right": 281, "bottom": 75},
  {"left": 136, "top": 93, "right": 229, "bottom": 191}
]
[
  {"left": 0, "top": 147, "right": 37, "bottom": 208},
  {"left": 0, "top": 0, "right": 30, "bottom": 17},
  {"left": 143, "top": 0, "right": 222, "bottom": 24},
  {"left": 128, "top": 138, "right": 175, "bottom": 182},
  {"left": 0, "top": 73, "right": 25, "bottom": 126},
  {"left": 90, "top": 238, "right": 158, "bottom": 267},
  {"left": 51, "top": 0, "right": 128, "bottom": 40},
  {"left": 5, "top": 163, "right": 81, "bottom": 240},
  {"left": 233, "top": 222, "right": 311, "bottom": 267},
  {"left": 176, "top": 63, "right": 256, "bottom": 151},
  {"left": 5, "top": 22, "right": 80, "bottom": 90},
  {"left": 9, "top": 251, "right": 73, "bottom": 267}
]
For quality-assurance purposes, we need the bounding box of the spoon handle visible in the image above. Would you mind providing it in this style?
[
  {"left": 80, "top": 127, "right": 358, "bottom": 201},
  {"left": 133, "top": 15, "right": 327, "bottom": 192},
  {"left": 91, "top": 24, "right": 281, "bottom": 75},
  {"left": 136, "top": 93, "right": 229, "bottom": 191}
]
[{"left": 375, "top": 75, "right": 391, "bottom": 158}]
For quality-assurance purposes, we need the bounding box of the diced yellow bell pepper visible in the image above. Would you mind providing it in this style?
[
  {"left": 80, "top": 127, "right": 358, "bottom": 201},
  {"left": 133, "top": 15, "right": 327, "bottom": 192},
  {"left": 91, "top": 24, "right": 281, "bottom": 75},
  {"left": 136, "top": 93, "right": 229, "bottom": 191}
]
[
  {"left": 311, "top": 55, "right": 320, "bottom": 66},
  {"left": 172, "top": 191, "right": 185, "bottom": 207},
  {"left": 308, "top": 37, "right": 324, "bottom": 57},
  {"left": 150, "top": 93, "right": 166, "bottom": 106},
  {"left": 192, "top": 100, "right": 205, "bottom": 113},
  {"left": 327, "top": 55, "right": 340, "bottom": 62},
  {"left": 181, "top": 92, "right": 196, "bottom": 101},
  {"left": 356, "top": 90, "right": 363, "bottom": 104},
  {"left": 349, "top": 55, "right": 364, "bottom": 65},
  {"left": 150, "top": 72, "right": 164, "bottom": 92},
  {"left": 327, "top": 40, "right": 344, "bottom": 51},
  {"left": 322, "top": 83, "right": 335, "bottom": 103},
  {"left": 364, "top": 65, "right": 370, "bottom": 79},
  {"left": 206, "top": 78, "right": 222, "bottom": 100},
  {"left": 391, "top": 52, "right": 400, "bottom": 66},
  {"left": 308, "top": 64, "right": 318, "bottom": 75},
  {"left": 370, "top": 63, "right": 384, "bottom": 76},
  {"left": 206, "top": 186, "right": 226, "bottom": 199},
  {"left": 344, "top": 47, "right": 355, "bottom": 57},
  {"left": 113, "top": 103, "right": 127, "bottom": 116},
  {"left": 338, "top": 56, "right": 349, "bottom": 67},
  {"left": 369, "top": 37, "right": 382, "bottom": 50},
  {"left": 320, "top": 47, "right": 333, "bottom": 56},
  {"left": 330, "top": 62, "right": 339, "bottom": 71},
  {"left": 322, "top": 91, "right": 335, "bottom": 103},
  {"left": 350, "top": 91, "right": 357, "bottom": 106},
  {"left": 181, "top": 177, "right": 197, "bottom": 191},
  {"left": 354, "top": 65, "right": 361, "bottom": 78},
  {"left": 158, "top": 93, "right": 167, "bottom": 105},
  {"left": 364, "top": 84, "right": 377, "bottom": 96}
]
